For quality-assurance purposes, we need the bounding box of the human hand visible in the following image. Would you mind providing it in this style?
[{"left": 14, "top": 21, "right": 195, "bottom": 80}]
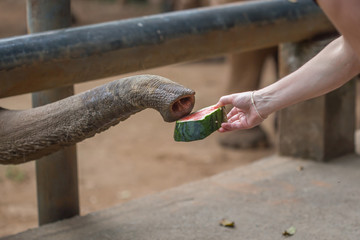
[{"left": 216, "top": 91, "right": 266, "bottom": 132}]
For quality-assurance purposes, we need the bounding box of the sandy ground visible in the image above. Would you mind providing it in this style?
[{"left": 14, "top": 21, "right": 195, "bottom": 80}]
[{"left": 0, "top": 0, "right": 275, "bottom": 237}]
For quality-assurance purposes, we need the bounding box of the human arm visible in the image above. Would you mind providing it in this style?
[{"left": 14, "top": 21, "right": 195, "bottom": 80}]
[
  {"left": 217, "top": 36, "right": 360, "bottom": 132},
  {"left": 317, "top": 0, "right": 360, "bottom": 59}
]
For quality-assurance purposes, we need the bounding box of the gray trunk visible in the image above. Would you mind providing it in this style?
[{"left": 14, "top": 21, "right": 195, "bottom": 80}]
[{"left": 0, "top": 75, "right": 195, "bottom": 164}]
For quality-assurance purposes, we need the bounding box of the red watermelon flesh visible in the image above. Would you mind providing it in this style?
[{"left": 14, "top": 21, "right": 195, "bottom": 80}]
[{"left": 179, "top": 105, "right": 219, "bottom": 121}]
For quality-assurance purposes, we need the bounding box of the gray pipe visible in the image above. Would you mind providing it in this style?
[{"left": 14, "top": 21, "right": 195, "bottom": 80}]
[{"left": 0, "top": 0, "right": 334, "bottom": 98}]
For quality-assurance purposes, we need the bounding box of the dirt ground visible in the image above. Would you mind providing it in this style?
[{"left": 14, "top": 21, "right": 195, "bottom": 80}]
[{"left": 0, "top": 0, "right": 279, "bottom": 237}]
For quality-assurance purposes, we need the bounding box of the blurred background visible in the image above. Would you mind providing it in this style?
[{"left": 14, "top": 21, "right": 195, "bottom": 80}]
[{"left": 0, "top": 0, "right": 316, "bottom": 236}]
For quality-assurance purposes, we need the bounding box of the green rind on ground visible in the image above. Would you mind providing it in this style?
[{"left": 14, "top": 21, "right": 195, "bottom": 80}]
[{"left": 174, "top": 107, "right": 226, "bottom": 142}]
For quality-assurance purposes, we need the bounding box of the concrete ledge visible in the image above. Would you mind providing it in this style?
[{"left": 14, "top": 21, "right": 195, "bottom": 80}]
[{"left": 2, "top": 155, "right": 360, "bottom": 239}]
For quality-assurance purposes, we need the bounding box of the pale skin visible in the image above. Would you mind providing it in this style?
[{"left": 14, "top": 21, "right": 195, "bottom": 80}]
[{"left": 216, "top": 0, "right": 360, "bottom": 132}]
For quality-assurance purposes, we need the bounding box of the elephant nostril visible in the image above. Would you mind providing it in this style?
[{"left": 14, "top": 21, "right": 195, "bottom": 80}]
[{"left": 171, "top": 96, "right": 195, "bottom": 117}]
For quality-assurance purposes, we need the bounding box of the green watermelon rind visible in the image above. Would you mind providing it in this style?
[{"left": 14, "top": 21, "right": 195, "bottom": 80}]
[{"left": 174, "top": 106, "right": 226, "bottom": 142}]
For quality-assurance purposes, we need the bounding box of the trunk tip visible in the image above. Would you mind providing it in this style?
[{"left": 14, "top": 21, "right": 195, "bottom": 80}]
[{"left": 166, "top": 94, "right": 195, "bottom": 122}]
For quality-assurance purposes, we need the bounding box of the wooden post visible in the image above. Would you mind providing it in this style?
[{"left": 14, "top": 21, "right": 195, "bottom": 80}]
[
  {"left": 278, "top": 35, "right": 356, "bottom": 161},
  {"left": 27, "top": 0, "right": 80, "bottom": 225}
]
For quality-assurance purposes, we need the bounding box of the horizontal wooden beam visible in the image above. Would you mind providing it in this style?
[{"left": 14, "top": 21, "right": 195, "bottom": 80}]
[{"left": 0, "top": 0, "right": 334, "bottom": 98}]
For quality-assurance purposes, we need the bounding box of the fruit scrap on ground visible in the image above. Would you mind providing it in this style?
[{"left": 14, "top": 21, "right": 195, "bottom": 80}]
[
  {"left": 282, "top": 226, "right": 296, "bottom": 237},
  {"left": 219, "top": 219, "right": 235, "bottom": 228}
]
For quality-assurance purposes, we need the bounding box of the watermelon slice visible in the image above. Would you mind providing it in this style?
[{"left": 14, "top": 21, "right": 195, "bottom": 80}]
[{"left": 174, "top": 105, "right": 227, "bottom": 142}]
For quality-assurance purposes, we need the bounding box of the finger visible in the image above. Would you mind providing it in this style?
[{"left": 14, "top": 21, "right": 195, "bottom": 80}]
[
  {"left": 218, "top": 124, "right": 234, "bottom": 133},
  {"left": 218, "top": 127, "right": 228, "bottom": 133},
  {"left": 221, "top": 120, "right": 248, "bottom": 131},
  {"left": 227, "top": 107, "right": 240, "bottom": 120},
  {"left": 228, "top": 113, "right": 242, "bottom": 123},
  {"left": 216, "top": 94, "right": 236, "bottom": 107},
  {"left": 220, "top": 122, "right": 239, "bottom": 132}
]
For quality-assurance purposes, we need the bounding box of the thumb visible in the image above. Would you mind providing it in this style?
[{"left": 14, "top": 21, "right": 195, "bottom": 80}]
[{"left": 216, "top": 94, "right": 236, "bottom": 107}]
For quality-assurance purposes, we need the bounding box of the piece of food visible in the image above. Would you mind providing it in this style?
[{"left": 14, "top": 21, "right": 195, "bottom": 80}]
[
  {"left": 282, "top": 226, "right": 296, "bottom": 236},
  {"left": 174, "top": 105, "right": 227, "bottom": 142},
  {"left": 219, "top": 219, "right": 235, "bottom": 228}
]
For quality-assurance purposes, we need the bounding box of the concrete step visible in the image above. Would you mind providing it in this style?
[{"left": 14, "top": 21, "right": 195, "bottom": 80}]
[{"left": 2, "top": 155, "right": 360, "bottom": 240}]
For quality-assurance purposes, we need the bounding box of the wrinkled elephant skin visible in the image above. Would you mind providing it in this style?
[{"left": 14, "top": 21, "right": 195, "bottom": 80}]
[{"left": 0, "top": 75, "right": 195, "bottom": 164}]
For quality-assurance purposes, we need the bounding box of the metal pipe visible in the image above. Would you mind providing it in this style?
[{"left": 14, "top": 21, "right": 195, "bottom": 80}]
[
  {"left": 27, "top": 0, "right": 80, "bottom": 226},
  {"left": 2, "top": 0, "right": 333, "bottom": 98}
]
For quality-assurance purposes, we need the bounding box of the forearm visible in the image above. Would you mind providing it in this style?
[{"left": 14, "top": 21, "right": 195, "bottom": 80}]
[{"left": 255, "top": 36, "right": 360, "bottom": 117}]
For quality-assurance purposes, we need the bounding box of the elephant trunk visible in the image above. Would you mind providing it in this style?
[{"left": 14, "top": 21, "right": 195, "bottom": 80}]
[{"left": 0, "top": 75, "right": 195, "bottom": 164}]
